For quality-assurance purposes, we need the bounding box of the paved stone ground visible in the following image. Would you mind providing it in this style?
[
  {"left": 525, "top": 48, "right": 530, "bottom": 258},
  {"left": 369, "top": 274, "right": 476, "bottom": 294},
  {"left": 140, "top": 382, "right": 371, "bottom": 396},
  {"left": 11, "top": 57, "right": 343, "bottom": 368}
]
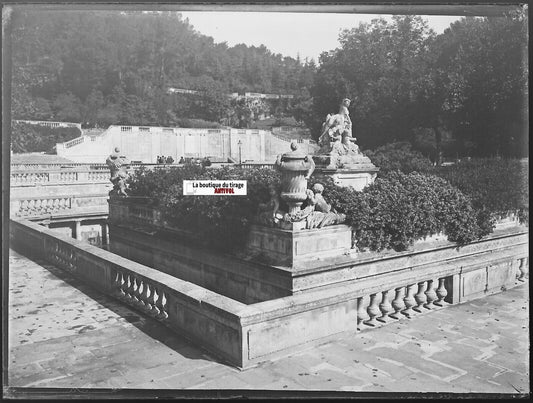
[{"left": 6, "top": 249, "right": 530, "bottom": 397}]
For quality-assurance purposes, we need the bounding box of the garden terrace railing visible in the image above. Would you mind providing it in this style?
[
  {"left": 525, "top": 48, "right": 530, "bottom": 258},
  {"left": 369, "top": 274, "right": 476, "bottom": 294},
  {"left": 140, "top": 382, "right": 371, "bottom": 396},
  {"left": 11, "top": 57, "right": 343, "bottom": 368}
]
[
  {"left": 11, "top": 194, "right": 109, "bottom": 218},
  {"left": 11, "top": 163, "right": 109, "bottom": 171},
  {"left": 10, "top": 169, "right": 111, "bottom": 186},
  {"left": 10, "top": 215, "right": 528, "bottom": 369},
  {"left": 9, "top": 218, "right": 248, "bottom": 366}
]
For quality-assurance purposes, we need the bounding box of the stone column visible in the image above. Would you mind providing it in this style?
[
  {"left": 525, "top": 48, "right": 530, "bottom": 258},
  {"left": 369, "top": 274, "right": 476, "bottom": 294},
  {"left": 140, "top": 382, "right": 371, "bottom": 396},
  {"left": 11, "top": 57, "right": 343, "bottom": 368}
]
[
  {"left": 101, "top": 222, "right": 109, "bottom": 246},
  {"left": 74, "top": 220, "right": 82, "bottom": 240}
]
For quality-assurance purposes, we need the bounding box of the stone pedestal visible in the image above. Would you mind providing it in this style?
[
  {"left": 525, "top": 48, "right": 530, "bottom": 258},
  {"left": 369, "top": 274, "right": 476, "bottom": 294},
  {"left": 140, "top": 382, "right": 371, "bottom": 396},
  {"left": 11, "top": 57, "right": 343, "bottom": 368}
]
[
  {"left": 312, "top": 155, "right": 379, "bottom": 191},
  {"left": 246, "top": 224, "right": 353, "bottom": 267},
  {"left": 315, "top": 167, "right": 379, "bottom": 191}
]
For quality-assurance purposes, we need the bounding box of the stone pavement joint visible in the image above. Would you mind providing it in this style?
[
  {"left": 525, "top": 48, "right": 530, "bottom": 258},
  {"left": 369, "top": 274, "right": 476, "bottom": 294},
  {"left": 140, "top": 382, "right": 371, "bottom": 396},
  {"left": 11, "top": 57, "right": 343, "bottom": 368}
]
[{"left": 6, "top": 249, "right": 530, "bottom": 395}]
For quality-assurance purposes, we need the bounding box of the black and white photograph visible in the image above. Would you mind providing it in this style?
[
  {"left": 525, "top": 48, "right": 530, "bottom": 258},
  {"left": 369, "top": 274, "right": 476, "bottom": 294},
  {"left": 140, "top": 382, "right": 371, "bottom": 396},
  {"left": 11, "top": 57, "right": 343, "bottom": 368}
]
[{"left": 2, "top": 1, "right": 529, "bottom": 398}]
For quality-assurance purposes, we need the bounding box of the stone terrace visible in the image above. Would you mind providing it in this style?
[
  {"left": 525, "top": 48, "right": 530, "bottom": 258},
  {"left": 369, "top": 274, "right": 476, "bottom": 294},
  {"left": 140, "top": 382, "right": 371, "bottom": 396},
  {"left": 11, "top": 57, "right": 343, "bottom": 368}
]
[{"left": 6, "top": 249, "right": 530, "bottom": 397}]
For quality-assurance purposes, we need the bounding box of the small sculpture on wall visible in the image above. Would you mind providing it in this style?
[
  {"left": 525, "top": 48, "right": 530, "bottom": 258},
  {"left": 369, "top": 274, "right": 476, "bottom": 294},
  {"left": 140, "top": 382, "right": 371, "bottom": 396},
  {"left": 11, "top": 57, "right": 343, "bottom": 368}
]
[
  {"left": 255, "top": 181, "right": 345, "bottom": 229},
  {"left": 257, "top": 185, "right": 284, "bottom": 227},
  {"left": 106, "top": 147, "right": 130, "bottom": 197}
]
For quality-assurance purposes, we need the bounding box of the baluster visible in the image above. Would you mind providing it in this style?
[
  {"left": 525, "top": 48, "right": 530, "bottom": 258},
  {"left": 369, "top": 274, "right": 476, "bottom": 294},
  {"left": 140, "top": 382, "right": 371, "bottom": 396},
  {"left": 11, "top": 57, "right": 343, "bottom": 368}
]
[
  {"left": 402, "top": 283, "right": 417, "bottom": 318},
  {"left": 357, "top": 295, "right": 370, "bottom": 330},
  {"left": 424, "top": 279, "right": 437, "bottom": 308},
  {"left": 132, "top": 277, "right": 143, "bottom": 306},
  {"left": 390, "top": 286, "right": 406, "bottom": 319},
  {"left": 147, "top": 286, "right": 160, "bottom": 317},
  {"left": 364, "top": 293, "right": 381, "bottom": 327},
  {"left": 377, "top": 289, "right": 394, "bottom": 323},
  {"left": 434, "top": 277, "right": 449, "bottom": 307},
  {"left": 58, "top": 245, "right": 65, "bottom": 268},
  {"left": 124, "top": 274, "right": 135, "bottom": 300},
  {"left": 28, "top": 199, "right": 35, "bottom": 212},
  {"left": 67, "top": 250, "right": 74, "bottom": 271},
  {"left": 114, "top": 271, "right": 125, "bottom": 298},
  {"left": 120, "top": 273, "right": 129, "bottom": 299},
  {"left": 413, "top": 281, "right": 429, "bottom": 313},
  {"left": 517, "top": 258, "right": 528, "bottom": 282},
  {"left": 152, "top": 288, "right": 163, "bottom": 317},
  {"left": 141, "top": 280, "right": 151, "bottom": 310},
  {"left": 155, "top": 290, "right": 168, "bottom": 319}
]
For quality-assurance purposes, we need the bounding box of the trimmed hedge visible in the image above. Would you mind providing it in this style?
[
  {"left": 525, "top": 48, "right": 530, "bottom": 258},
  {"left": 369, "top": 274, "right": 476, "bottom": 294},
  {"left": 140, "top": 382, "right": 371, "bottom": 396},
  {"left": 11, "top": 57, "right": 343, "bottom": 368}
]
[
  {"left": 364, "top": 142, "right": 528, "bottom": 225},
  {"left": 437, "top": 158, "right": 529, "bottom": 224},
  {"left": 127, "top": 165, "right": 492, "bottom": 253},
  {"left": 363, "top": 142, "right": 434, "bottom": 174},
  {"left": 127, "top": 166, "right": 281, "bottom": 251},
  {"left": 311, "top": 171, "right": 491, "bottom": 252}
]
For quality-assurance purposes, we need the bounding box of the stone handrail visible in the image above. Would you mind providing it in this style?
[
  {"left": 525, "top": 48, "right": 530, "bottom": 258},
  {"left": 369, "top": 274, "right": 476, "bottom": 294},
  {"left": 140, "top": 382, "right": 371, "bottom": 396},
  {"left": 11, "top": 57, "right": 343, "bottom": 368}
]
[
  {"left": 11, "top": 193, "right": 109, "bottom": 218},
  {"left": 10, "top": 169, "right": 110, "bottom": 186},
  {"left": 9, "top": 217, "right": 528, "bottom": 368},
  {"left": 64, "top": 137, "right": 85, "bottom": 148},
  {"left": 10, "top": 163, "right": 109, "bottom": 171},
  {"left": 9, "top": 218, "right": 248, "bottom": 365}
]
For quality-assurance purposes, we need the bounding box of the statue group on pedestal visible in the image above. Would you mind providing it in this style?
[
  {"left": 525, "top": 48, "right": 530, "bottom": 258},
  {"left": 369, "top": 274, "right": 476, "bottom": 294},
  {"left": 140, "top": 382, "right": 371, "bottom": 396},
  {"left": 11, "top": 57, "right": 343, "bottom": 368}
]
[{"left": 317, "top": 98, "right": 368, "bottom": 169}]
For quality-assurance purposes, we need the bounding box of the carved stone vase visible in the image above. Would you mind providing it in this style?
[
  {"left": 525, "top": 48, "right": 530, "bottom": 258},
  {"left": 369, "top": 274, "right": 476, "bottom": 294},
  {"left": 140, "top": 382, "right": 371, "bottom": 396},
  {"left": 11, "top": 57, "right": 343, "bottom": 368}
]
[{"left": 277, "top": 150, "right": 313, "bottom": 215}]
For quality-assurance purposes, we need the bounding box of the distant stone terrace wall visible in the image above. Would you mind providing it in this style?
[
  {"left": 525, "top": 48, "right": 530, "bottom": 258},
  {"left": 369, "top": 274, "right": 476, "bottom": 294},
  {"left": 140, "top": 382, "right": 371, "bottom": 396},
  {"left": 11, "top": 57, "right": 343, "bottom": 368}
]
[
  {"left": 56, "top": 125, "right": 319, "bottom": 163},
  {"left": 9, "top": 218, "right": 529, "bottom": 369}
]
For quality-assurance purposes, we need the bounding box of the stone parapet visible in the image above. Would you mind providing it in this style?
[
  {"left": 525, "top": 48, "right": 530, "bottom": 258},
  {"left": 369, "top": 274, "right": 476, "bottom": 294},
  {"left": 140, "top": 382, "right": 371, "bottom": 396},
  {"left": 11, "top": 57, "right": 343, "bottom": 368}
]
[{"left": 9, "top": 218, "right": 529, "bottom": 369}]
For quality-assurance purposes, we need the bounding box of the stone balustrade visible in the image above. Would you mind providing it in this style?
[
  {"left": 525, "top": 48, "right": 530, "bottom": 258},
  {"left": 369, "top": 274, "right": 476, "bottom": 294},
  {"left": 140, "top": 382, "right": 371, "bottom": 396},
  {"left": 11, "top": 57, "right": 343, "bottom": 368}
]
[
  {"left": 10, "top": 218, "right": 246, "bottom": 366},
  {"left": 12, "top": 194, "right": 109, "bottom": 218},
  {"left": 11, "top": 169, "right": 109, "bottom": 186},
  {"left": 9, "top": 215, "right": 528, "bottom": 369},
  {"left": 357, "top": 276, "right": 450, "bottom": 329},
  {"left": 16, "top": 197, "right": 72, "bottom": 217}
]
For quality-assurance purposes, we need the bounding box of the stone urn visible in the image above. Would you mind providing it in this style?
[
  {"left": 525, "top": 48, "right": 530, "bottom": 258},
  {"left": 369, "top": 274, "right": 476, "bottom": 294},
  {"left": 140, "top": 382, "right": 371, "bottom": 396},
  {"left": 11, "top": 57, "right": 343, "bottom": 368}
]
[{"left": 275, "top": 142, "right": 315, "bottom": 215}]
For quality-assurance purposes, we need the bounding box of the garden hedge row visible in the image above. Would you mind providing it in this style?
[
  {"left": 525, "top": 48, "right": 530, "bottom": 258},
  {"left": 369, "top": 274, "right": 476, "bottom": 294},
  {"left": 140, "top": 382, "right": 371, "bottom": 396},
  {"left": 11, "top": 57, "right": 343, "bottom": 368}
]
[{"left": 127, "top": 164, "right": 499, "bottom": 253}]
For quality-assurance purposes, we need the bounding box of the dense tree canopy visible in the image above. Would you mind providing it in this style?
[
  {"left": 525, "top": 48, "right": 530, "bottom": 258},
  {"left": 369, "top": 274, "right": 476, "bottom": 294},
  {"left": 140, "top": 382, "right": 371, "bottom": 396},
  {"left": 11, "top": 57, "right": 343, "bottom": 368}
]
[
  {"left": 310, "top": 13, "right": 527, "bottom": 160},
  {"left": 11, "top": 10, "right": 315, "bottom": 128},
  {"left": 10, "top": 10, "right": 527, "bottom": 158}
]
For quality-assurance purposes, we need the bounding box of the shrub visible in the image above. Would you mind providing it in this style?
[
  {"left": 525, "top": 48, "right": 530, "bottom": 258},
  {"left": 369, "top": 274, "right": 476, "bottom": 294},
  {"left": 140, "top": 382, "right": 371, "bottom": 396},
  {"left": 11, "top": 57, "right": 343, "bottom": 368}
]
[
  {"left": 436, "top": 158, "right": 529, "bottom": 224},
  {"left": 313, "top": 171, "right": 488, "bottom": 251},
  {"left": 175, "top": 118, "right": 223, "bottom": 129},
  {"left": 128, "top": 167, "right": 491, "bottom": 253},
  {"left": 364, "top": 142, "right": 434, "bottom": 174},
  {"left": 127, "top": 165, "right": 281, "bottom": 251}
]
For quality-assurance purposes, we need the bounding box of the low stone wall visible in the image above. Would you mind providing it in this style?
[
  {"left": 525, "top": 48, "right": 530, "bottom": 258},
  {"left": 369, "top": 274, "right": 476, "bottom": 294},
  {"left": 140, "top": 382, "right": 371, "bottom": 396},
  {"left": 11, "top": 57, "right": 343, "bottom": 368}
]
[
  {"left": 108, "top": 198, "right": 529, "bottom": 304},
  {"left": 109, "top": 223, "right": 294, "bottom": 304},
  {"left": 9, "top": 219, "right": 247, "bottom": 366},
  {"left": 9, "top": 218, "right": 529, "bottom": 369}
]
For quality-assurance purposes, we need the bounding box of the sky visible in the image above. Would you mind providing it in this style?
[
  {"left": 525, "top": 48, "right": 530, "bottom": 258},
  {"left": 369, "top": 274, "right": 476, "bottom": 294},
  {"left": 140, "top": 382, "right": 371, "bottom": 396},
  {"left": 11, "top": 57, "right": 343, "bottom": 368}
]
[{"left": 180, "top": 12, "right": 462, "bottom": 62}]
